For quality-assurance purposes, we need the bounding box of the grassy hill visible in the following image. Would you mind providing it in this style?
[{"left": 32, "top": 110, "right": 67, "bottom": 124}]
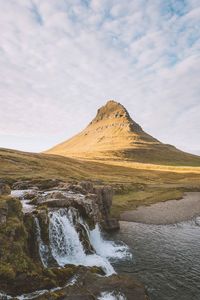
[{"left": 1, "top": 147, "right": 200, "bottom": 218}]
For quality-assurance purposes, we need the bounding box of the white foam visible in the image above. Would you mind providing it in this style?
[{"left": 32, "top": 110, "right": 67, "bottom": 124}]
[
  {"left": 11, "top": 190, "right": 35, "bottom": 213},
  {"left": 0, "top": 292, "right": 13, "bottom": 299},
  {"left": 98, "top": 291, "right": 126, "bottom": 300},
  {"left": 89, "top": 224, "right": 132, "bottom": 260},
  {"left": 11, "top": 189, "right": 33, "bottom": 198}
]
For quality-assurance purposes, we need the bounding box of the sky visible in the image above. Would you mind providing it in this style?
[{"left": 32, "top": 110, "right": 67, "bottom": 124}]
[{"left": 0, "top": 0, "right": 200, "bottom": 155}]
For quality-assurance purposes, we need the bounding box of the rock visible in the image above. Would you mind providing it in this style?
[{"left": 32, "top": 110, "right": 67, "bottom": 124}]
[
  {"left": 38, "top": 267, "right": 149, "bottom": 300},
  {"left": 0, "top": 214, "right": 7, "bottom": 225},
  {"left": 0, "top": 201, "right": 8, "bottom": 225},
  {"left": 36, "top": 189, "right": 101, "bottom": 229},
  {"left": 75, "top": 223, "right": 95, "bottom": 254},
  {"left": 101, "top": 218, "right": 120, "bottom": 232},
  {"left": 61, "top": 181, "right": 95, "bottom": 195},
  {"left": 30, "top": 266, "right": 149, "bottom": 300},
  {"left": 0, "top": 183, "right": 11, "bottom": 195},
  {"left": 40, "top": 196, "right": 101, "bottom": 229},
  {"left": 12, "top": 179, "right": 62, "bottom": 191},
  {"left": 12, "top": 180, "right": 34, "bottom": 190},
  {"left": 94, "top": 185, "right": 120, "bottom": 232},
  {"left": 34, "top": 181, "right": 119, "bottom": 231},
  {"left": 35, "top": 179, "right": 63, "bottom": 190},
  {"left": 23, "top": 191, "right": 38, "bottom": 200},
  {"left": 80, "top": 181, "right": 94, "bottom": 193}
]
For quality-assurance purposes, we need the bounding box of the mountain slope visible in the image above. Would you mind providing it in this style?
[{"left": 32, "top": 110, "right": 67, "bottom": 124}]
[{"left": 46, "top": 100, "right": 200, "bottom": 166}]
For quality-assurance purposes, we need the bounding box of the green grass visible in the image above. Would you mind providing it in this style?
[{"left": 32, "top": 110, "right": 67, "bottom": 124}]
[{"left": 1, "top": 147, "right": 200, "bottom": 217}]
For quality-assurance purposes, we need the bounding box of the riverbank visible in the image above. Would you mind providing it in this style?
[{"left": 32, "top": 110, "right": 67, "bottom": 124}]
[{"left": 120, "top": 192, "right": 200, "bottom": 224}]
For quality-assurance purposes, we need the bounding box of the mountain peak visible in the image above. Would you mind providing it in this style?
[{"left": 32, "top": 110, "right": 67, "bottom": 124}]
[
  {"left": 46, "top": 99, "right": 159, "bottom": 158},
  {"left": 91, "top": 100, "right": 130, "bottom": 124},
  {"left": 46, "top": 100, "right": 200, "bottom": 165}
]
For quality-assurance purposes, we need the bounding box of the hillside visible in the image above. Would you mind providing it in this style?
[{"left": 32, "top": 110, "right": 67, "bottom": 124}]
[
  {"left": 1, "top": 147, "right": 200, "bottom": 184},
  {"left": 46, "top": 100, "right": 200, "bottom": 166},
  {"left": 1, "top": 147, "right": 200, "bottom": 218}
]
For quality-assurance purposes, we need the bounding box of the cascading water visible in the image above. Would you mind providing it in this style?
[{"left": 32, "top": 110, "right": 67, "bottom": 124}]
[
  {"left": 47, "top": 208, "right": 129, "bottom": 276},
  {"left": 48, "top": 208, "right": 87, "bottom": 265},
  {"left": 89, "top": 224, "right": 131, "bottom": 260},
  {"left": 34, "top": 217, "right": 49, "bottom": 268}
]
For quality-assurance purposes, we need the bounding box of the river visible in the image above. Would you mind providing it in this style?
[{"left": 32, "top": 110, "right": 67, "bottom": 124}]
[{"left": 111, "top": 218, "right": 200, "bottom": 300}]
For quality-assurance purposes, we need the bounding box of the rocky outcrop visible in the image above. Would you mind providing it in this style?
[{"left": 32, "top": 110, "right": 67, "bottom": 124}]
[
  {"left": 11, "top": 179, "right": 119, "bottom": 231},
  {"left": 30, "top": 180, "right": 119, "bottom": 231}
]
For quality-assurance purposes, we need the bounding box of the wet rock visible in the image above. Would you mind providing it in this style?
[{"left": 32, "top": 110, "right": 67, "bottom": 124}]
[
  {"left": 33, "top": 208, "right": 58, "bottom": 267},
  {"left": 94, "top": 185, "right": 120, "bottom": 232},
  {"left": 36, "top": 208, "right": 50, "bottom": 244},
  {"left": 33, "top": 181, "right": 119, "bottom": 232},
  {"left": 38, "top": 193, "right": 101, "bottom": 229},
  {"left": 0, "top": 183, "right": 11, "bottom": 195},
  {"left": 23, "top": 213, "right": 41, "bottom": 261},
  {"left": 23, "top": 191, "right": 38, "bottom": 200},
  {"left": 75, "top": 223, "right": 95, "bottom": 254},
  {"left": 101, "top": 218, "right": 120, "bottom": 232},
  {"left": 38, "top": 268, "right": 149, "bottom": 300}
]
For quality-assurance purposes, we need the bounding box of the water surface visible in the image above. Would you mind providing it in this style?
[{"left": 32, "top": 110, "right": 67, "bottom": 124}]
[{"left": 112, "top": 218, "right": 200, "bottom": 300}]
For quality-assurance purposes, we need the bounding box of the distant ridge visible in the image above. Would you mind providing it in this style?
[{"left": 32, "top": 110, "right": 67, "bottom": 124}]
[{"left": 46, "top": 100, "right": 200, "bottom": 166}]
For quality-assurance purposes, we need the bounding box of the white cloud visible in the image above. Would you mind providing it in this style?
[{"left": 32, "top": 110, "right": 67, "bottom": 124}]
[{"left": 0, "top": 0, "right": 199, "bottom": 154}]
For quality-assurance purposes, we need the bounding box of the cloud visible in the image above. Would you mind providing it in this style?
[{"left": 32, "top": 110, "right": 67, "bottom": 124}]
[{"left": 0, "top": 0, "right": 199, "bottom": 154}]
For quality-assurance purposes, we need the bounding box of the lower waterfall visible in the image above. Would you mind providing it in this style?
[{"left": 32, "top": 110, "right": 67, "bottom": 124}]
[
  {"left": 48, "top": 208, "right": 129, "bottom": 275},
  {"left": 1, "top": 206, "right": 131, "bottom": 300}
]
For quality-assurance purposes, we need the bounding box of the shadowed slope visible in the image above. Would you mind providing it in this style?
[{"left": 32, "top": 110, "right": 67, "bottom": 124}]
[{"left": 46, "top": 100, "right": 200, "bottom": 166}]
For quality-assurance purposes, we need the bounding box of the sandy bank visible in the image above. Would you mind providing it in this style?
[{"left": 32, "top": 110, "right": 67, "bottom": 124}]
[{"left": 120, "top": 192, "right": 200, "bottom": 225}]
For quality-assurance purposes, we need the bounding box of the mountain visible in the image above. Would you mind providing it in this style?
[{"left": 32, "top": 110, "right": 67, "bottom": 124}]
[{"left": 46, "top": 100, "right": 200, "bottom": 166}]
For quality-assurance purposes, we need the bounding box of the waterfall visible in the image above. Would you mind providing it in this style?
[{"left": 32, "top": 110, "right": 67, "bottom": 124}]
[
  {"left": 34, "top": 217, "right": 49, "bottom": 267},
  {"left": 33, "top": 207, "right": 130, "bottom": 276},
  {"left": 1, "top": 207, "right": 131, "bottom": 300},
  {"left": 48, "top": 208, "right": 121, "bottom": 276},
  {"left": 48, "top": 208, "right": 86, "bottom": 266},
  {"left": 89, "top": 224, "right": 131, "bottom": 260}
]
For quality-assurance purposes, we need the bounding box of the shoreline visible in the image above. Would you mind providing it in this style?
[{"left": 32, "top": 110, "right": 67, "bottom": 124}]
[{"left": 120, "top": 192, "right": 200, "bottom": 225}]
